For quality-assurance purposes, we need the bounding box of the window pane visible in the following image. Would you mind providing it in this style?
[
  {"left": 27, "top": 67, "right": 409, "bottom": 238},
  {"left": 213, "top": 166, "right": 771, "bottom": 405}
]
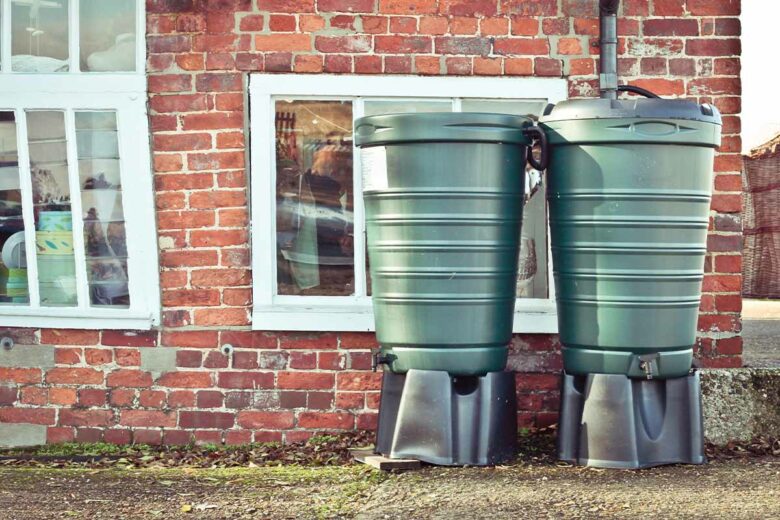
[
  {"left": 76, "top": 111, "right": 129, "bottom": 308},
  {"left": 80, "top": 0, "right": 136, "bottom": 72},
  {"left": 12, "top": 0, "right": 69, "bottom": 72},
  {"left": 363, "top": 100, "right": 452, "bottom": 116},
  {"left": 0, "top": 112, "right": 29, "bottom": 305},
  {"left": 27, "top": 111, "right": 77, "bottom": 306},
  {"left": 461, "top": 99, "right": 549, "bottom": 299},
  {"left": 275, "top": 100, "right": 354, "bottom": 296}
]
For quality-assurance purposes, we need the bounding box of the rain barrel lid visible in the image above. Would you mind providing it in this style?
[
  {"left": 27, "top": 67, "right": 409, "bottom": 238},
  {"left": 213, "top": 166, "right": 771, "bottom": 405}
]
[
  {"left": 540, "top": 98, "right": 722, "bottom": 125},
  {"left": 354, "top": 112, "right": 534, "bottom": 147}
]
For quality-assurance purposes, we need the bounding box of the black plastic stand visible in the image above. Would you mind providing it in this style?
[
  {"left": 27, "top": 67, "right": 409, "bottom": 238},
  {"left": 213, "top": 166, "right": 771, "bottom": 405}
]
[
  {"left": 375, "top": 369, "right": 517, "bottom": 466},
  {"left": 557, "top": 371, "right": 706, "bottom": 469}
]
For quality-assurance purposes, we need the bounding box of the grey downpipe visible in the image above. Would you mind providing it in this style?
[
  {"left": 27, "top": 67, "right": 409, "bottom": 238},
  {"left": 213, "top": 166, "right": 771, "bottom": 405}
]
[{"left": 599, "top": 0, "right": 620, "bottom": 99}]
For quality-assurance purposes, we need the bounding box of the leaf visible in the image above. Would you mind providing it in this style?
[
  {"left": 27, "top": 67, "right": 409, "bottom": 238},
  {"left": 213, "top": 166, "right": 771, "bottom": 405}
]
[{"left": 180, "top": 504, "right": 192, "bottom": 513}]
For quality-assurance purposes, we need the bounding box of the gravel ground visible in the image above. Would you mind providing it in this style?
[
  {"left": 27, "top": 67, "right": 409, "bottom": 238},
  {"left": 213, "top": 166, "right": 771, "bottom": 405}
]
[{"left": 1, "top": 459, "right": 778, "bottom": 519}]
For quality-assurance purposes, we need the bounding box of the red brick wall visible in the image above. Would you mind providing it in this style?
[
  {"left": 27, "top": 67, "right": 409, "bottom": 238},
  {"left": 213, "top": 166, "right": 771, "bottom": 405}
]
[{"left": 0, "top": 0, "right": 742, "bottom": 445}]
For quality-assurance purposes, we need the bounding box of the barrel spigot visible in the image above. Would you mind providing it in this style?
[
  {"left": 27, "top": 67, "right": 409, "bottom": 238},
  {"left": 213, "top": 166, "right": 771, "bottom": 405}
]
[{"left": 371, "top": 349, "right": 391, "bottom": 372}]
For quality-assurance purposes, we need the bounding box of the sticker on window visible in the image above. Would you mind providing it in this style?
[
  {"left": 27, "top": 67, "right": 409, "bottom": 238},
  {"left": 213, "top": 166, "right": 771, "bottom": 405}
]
[{"left": 361, "top": 146, "right": 388, "bottom": 192}]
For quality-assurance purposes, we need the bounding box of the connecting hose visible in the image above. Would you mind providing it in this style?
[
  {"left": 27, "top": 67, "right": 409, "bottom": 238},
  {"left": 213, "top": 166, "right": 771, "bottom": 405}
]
[{"left": 617, "top": 85, "right": 661, "bottom": 99}]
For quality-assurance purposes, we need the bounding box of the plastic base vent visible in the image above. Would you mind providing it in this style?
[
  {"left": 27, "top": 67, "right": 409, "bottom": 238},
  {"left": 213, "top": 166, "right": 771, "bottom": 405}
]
[
  {"left": 375, "top": 369, "right": 517, "bottom": 466},
  {"left": 557, "top": 371, "right": 706, "bottom": 469}
]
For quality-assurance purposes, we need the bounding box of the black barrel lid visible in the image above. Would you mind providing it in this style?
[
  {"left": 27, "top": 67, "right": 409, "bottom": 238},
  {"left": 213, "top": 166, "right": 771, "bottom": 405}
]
[
  {"left": 354, "top": 112, "right": 534, "bottom": 147},
  {"left": 540, "top": 98, "right": 722, "bottom": 125}
]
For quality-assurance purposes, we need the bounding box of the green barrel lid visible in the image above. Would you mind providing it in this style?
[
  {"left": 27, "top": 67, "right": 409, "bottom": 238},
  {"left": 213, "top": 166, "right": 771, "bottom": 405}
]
[
  {"left": 354, "top": 112, "right": 535, "bottom": 147},
  {"left": 540, "top": 98, "right": 722, "bottom": 125}
]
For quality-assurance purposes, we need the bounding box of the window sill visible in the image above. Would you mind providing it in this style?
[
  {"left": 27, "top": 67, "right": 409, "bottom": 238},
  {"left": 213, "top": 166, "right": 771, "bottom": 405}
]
[
  {"left": 252, "top": 302, "right": 558, "bottom": 334},
  {"left": 0, "top": 308, "right": 158, "bottom": 330}
]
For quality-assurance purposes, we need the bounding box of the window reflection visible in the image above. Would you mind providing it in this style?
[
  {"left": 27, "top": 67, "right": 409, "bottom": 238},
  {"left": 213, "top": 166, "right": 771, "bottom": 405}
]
[
  {"left": 76, "top": 111, "right": 129, "bottom": 308},
  {"left": 27, "top": 110, "right": 77, "bottom": 306},
  {"left": 0, "top": 113, "right": 28, "bottom": 305},
  {"left": 275, "top": 100, "right": 354, "bottom": 296},
  {"left": 80, "top": 0, "right": 136, "bottom": 72},
  {"left": 11, "top": 0, "right": 69, "bottom": 72}
]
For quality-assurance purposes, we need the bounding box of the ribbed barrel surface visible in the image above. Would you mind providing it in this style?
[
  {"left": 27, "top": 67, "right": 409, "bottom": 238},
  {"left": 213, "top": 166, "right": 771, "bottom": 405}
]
[
  {"left": 541, "top": 101, "right": 722, "bottom": 378},
  {"left": 356, "top": 113, "right": 533, "bottom": 375}
]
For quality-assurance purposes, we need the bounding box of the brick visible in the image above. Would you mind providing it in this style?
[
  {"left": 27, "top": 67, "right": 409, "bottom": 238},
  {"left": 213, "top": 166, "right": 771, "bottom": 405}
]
[
  {"left": 449, "top": 16, "right": 478, "bottom": 35},
  {"left": 688, "top": 78, "right": 741, "bottom": 96},
  {"left": 481, "top": 17, "right": 509, "bottom": 36},
  {"left": 505, "top": 57, "right": 533, "bottom": 75},
  {"left": 193, "top": 308, "right": 249, "bottom": 326},
  {"left": 653, "top": 0, "right": 684, "bottom": 16},
  {"left": 120, "top": 410, "right": 176, "bottom": 428},
  {"left": 535, "top": 57, "right": 562, "bottom": 76},
  {"left": 148, "top": 74, "right": 192, "bottom": 93},
  {"left": 686, "top": 39, "right": 740, "bottom": 57},
  {"left": 179, "top": 411, "right": 234, "bottom": 429},
  {"left": 711, "top": 194, "right": 741, "bottom": 213},
  {"left": 493, "top": 38, "right": 549, "bottom": 55},
  {"left": 643, "top": 19, "right": 699, "bottom": 37},
  {"left": 133, "top": 429, "right": 163, "bottom": 445},
  {"left": 473, "top": 57, "right": 502, "bottom": 75},
  {"left": 434, "top": 37, "right": 490, "bottom": 56},
  {"left": 221, "top": 331, "right": 278, "bottom": 349},
  {"left": 177, "top": 350, "right": 203, "bottom": 368},
  {"left": 168, "top": 390, "right": 196, "bottom": 408},
  {"left": 47, "top": 426, "right": 75, "bottom": 444},
  {"left": 102, "top": 331, "right": 158, "bottom": 348},
  {"left": 0, "top": 386, "right": 16, "bottom": 406},
  {"left": 153, "top": 132, "right": 211, "bottom": 151},
  {"left": 157, "top": 371, "right": 213, "bottom": 388},
  {"left": 714, "top": 255, "right": 742, "bottom": 273},
  {"left": 280, "top": 333, "right": 337, "bottom": 350},
  {"left": 308, "top": 391, "right": 334, "bottom": 409},
  {"left": 232, "top": 351, "right": 259, "bottom": 369},
  {"left": 336, "top": 372, "right": 382, "bottom": 391},
  {"left": 375, "top": 35, "right": 431, "bottom": 54},
  {"left": 138, "top": 390, "right": 165, "bottom": 408},
  {"left": 715, "top": 294, "right": 742, "bottom": 313},
  {"left": 191, "top": 229, "right": 248, "bottom": 247},
  {"left": 389, "top": 16, "right": 417, "bottom": 34},
  {"left": 41, "top": 329, "right": 99, "bottom": 346},
  {"left": 48, "top": 387, "right": 77, "bottom": 405},
  {"left": 502, "top": 0, "right": 557, "bottom": 16},
  {"left": 318, "top": 351, "right": 346, "bottom": 370},
  {"left": 46, "top": 367, "right": 103, "bottom": 385},
  {"left": 0, "top": 408, "right": 55, "bottom": 425},
  {"left": 84, "top": 349, "right": 112, "bottom": 366},
  {"left": 237, "top": 411, "right": 295, "bottom": 429},
  {"left": 162, "top": 289, "right": 220, "bottom": 307},
  {"left": 161, "top": 250, "right": 219, "bottom": 268},
  {"left": 163, "top": 331, "right": 219, "bottom": 349},
  {"left": 20, "top": 386, "right": 47, "bottom": 405},
  {"left": 335, "top": 392, "right": 364, "bottom": 409},
  {"left": 182, "top": 112, "right": 243, "bottom": 131},
  {"left": 191, "top": 268, "right": 250, "bottom": 286},
  {"left": 278, "top": 372, "right": 334, "bottom": 390},
  {"left": 107, "top": 370, "right": 154, "bottom": 388},
  {"left": 688, "top": 0, "right": 740, "bottom": 16},
  {"left": 557, "top": 37, "right": 583, "bottom": 55},
  {"left": 196, "top": 390, "right": 224, "bottom": 408},
  {"left": 255, "top": 34, "right": 310, "bottom": 52},
  {"left": 217, "top": 371, "right": 274, "bottom": 389},
  {"left": 511, "top": 17, "right": 539, "bottom": 36},
  {"left": 257, "top": 0, "right": 313, "bottom": 11},
  {"left": 0, "top": 368, "right": 41, "bottom": 384},
  {"left": 60, "top": 409, "right": 114, "bottom": 427},
  {"left": 104, "top": 429, "right": 132, "bottom": 445},
  {"left": 297, "top": 412, "right": 354, "bottom": 429},
  {"left": 294, "top": 54, "right": 323, "bottom": 73}
]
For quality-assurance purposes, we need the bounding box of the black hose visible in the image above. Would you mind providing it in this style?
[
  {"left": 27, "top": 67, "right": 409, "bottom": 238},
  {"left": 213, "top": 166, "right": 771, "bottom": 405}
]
[
  {"left": 600, "top": 0, "right": 620, "bottom": 14},
  {"left": 617, "top": 85, "right": 661, "bottom": 99}
]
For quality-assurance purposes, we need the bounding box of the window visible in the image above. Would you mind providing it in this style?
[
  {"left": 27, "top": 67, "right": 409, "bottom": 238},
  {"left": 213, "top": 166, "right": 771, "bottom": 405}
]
[
  {"left": 250, "top": 75, "right": 567, "bottom": 333},
  {"left": 0, "top": 0, "right": 158, "bottom": 329}
]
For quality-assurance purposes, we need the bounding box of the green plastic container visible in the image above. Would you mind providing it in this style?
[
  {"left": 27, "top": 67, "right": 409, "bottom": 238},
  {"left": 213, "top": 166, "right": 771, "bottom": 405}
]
[
  {"left": 540, "top": 99, "right": 722, "bottom": 378},
  {"left": 355, "top": 113, "right": 539, "bottom": 376}
]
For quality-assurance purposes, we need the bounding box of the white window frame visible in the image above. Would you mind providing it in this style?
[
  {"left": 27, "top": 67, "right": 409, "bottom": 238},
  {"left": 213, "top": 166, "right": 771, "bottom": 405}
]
[
  {"left": 0, "top": 0, "right": 159, "bottom": 329},
  {"left": 250, "top": 74, "right": 567, "bottom": 333}
]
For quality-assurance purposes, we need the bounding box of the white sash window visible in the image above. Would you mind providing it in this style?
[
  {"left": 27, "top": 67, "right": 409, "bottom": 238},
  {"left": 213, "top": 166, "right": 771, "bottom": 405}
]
[
  {"left": 250, "top": 74, "right": 567, "bottom": 333},
  {"left": 0, "top": 0, "right": 158, "bottom": 328}
]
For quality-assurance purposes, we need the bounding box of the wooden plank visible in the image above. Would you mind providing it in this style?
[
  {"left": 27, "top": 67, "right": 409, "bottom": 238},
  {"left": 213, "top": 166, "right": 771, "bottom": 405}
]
[{"left": 350, "top": 449, "right": 422, "bottom": 471}]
